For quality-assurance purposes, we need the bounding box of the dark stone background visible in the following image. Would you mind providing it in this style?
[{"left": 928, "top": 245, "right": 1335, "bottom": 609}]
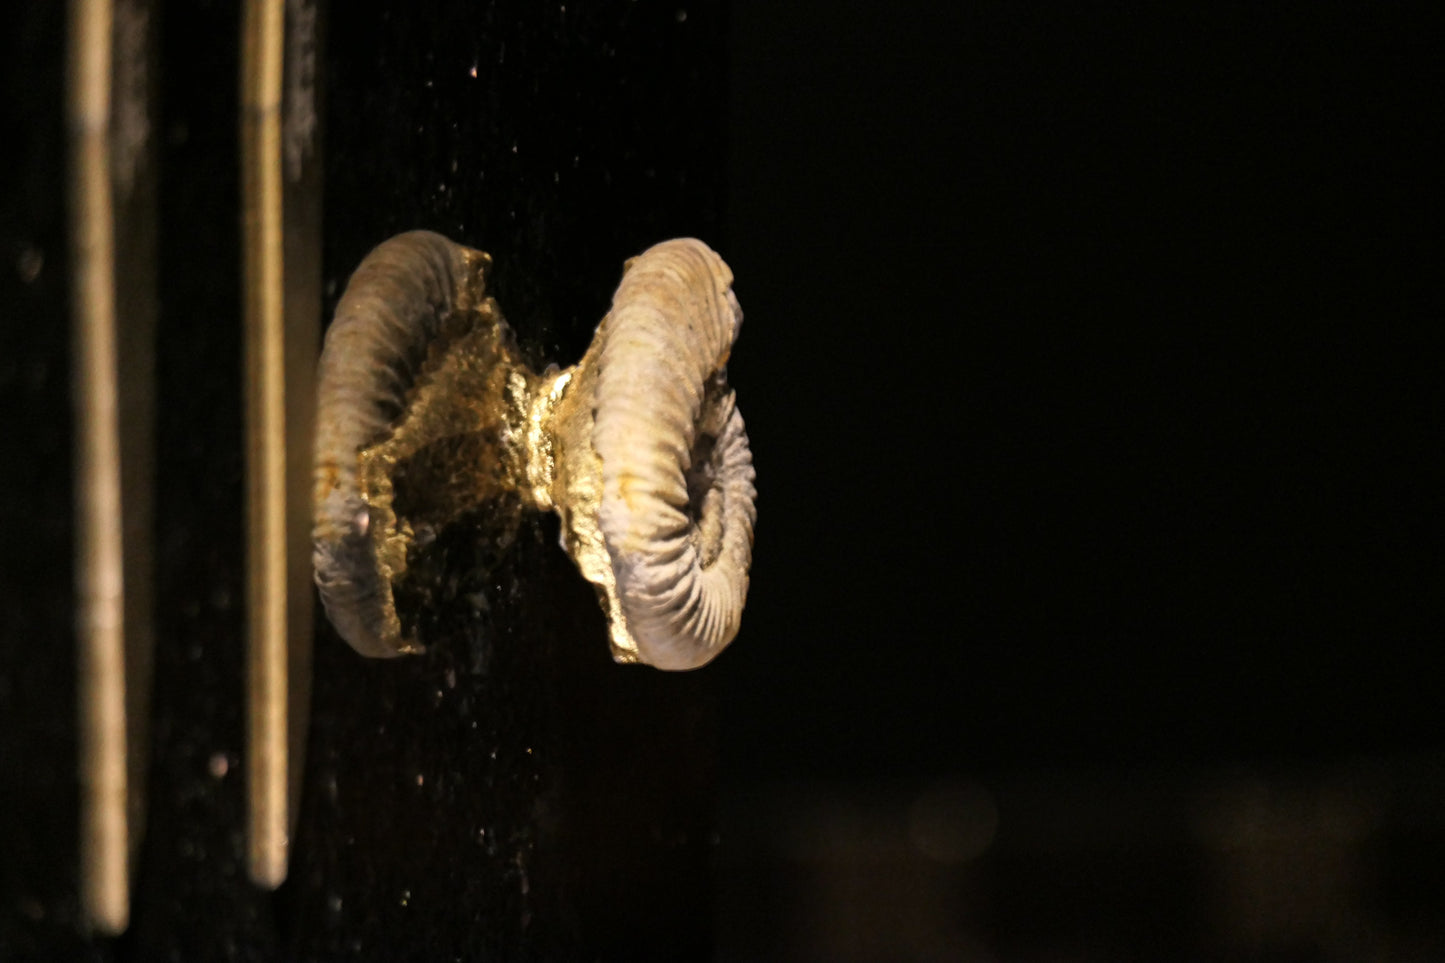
[
  {"left": 4, "top": 0, "right": 725, "bottom": 959},
  {"left": 715, "top": 3, "right": 1442, "bottom": 958},
  {"left": 722, "top": 0, "right": 1440, "bottom": 780},
  {"left": 1, "top": 1, "right": 81, "bottom": 958}
]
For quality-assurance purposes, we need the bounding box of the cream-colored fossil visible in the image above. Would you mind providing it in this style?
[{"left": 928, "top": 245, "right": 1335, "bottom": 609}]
[{"left": 312, "top": 231, "right": 756, "bottom": 669}]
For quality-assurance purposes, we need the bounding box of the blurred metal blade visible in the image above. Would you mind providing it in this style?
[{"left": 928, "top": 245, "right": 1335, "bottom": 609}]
[
  {"left": 68, "top": 0, "right": 157, "bottom": 935},
  {"left": 242, "top": 0, "right": 321, "bottom": 890}
]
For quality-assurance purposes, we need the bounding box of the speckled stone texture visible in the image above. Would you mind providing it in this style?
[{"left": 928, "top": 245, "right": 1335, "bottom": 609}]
[{"left": 1, "top": 1, "right": 726, "bottom": 959}]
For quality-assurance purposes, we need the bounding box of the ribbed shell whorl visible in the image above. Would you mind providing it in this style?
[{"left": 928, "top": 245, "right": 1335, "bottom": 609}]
[
  {"left": 312, "top": 230, "right": 485, "bottom": 657},
  {"left": 591, "top": 239, "right": 757, "bottom": 670}
]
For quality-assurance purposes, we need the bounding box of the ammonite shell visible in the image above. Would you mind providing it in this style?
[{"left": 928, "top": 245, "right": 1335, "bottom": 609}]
[
  {"left": 312, "top": 230, "right": 501, "bottom": 658},
  {"left": 550, "top": 239, "right": 757, "bottom": 670},
  {"left": 312, "top": 232, "right": 756, "bottom": 670}
]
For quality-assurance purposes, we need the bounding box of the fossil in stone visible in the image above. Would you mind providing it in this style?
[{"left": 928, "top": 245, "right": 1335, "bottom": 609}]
[{"left": 312, "top": 231, "right": 756, "bottom": 670}]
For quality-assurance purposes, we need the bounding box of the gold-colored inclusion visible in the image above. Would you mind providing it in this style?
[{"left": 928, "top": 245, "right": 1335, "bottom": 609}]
[
  {"left": 354, "top": 284, "right": 522, "bottom": 653},
  {"left": 545, "top": 330, "right": 641, "bottom": 664},
  {"left": 348, "top": 269, "right": 641, "bottom": 663}
]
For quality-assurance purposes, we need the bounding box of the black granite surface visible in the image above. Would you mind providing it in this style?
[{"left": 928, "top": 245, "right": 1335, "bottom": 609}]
[
  {"left": 1, "top": 2, "right": 83, "bottom": 956},
  {"left": 3, "top": 1, "right": 727, "bottom": 959},
  {"left": 5, "top": 0, "right": 1441, "bottom": 960}
]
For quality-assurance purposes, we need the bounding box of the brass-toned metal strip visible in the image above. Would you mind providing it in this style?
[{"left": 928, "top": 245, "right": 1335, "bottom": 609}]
[
  {"left": 242, "top": 0, "right": 289, "bottom": 890},
  {"left": 69, "top": 0, "right": 125, "bottom": 932},
  {"left": 243, "top": 0, "right": 321, "bottom": 890},
  {"left": 68, "top": 0, "right": 157, "bottom": 934}
]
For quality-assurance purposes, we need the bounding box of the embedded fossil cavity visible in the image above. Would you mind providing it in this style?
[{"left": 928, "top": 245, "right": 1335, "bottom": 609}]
[
  {"left": 312, "top": 231, "right": 756, "bottom": 669},
  {"left": 311, "top": 230, "right": 525, "bottom": 658}
]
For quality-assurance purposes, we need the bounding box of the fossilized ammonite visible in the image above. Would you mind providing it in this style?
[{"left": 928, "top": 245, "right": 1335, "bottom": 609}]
[{"left": 312, "top": 231, "right": 756, "bottom": 670}]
